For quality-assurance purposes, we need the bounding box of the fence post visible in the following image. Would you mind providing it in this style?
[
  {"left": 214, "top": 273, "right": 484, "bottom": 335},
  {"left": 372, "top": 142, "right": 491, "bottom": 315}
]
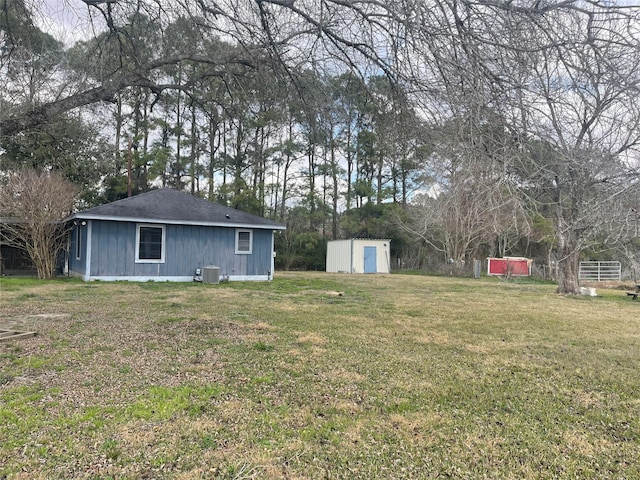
[{"left": 474, "top": 259, "right": 481, "bottom": 279}]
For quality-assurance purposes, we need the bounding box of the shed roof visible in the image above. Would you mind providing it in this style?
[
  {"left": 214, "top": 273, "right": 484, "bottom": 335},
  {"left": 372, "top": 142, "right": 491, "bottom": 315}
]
[
  {"left": 328, "top": 238, "right": 391, "bottom": 242},
  {"left": 68, "top": 189, "right": 286, "bottom": 230}
]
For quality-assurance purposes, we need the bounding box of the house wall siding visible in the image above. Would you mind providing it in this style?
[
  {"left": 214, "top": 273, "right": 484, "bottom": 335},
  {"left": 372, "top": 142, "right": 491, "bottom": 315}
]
[
  {"left": 78, "top": 220, "right": 273, "bottom": 280},
  {"left": 68, "top": 223, "right": 88, "bottom": 277}
]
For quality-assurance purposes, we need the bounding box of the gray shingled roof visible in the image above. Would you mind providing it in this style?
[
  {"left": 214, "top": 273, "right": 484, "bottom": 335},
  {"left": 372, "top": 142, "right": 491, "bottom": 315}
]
[{"left": 69, "top": 189, "right": 286, "bottom": 230}]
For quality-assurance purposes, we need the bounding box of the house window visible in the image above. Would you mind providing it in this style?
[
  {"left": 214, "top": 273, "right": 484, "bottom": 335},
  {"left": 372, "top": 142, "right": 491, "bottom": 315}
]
[
  {"left": 136, "top": 224, "right": 165, "bottom": 263},
  {"left": 75, "top": 225, "right": 82, "bottom": 260},
  {"left": 235, "top": 229, "right": 252, "bottom": 254}
]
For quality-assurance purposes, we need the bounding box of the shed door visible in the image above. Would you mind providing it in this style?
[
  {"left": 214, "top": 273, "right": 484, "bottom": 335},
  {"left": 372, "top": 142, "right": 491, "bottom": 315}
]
[{"left": 364, "top": 246, "right": 377, "bottom": 273}]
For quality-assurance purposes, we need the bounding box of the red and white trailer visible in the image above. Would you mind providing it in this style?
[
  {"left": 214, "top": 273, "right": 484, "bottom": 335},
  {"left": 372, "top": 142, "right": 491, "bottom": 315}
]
[{"left": 487, "top": 257, "right": 532, "bottom": 277}]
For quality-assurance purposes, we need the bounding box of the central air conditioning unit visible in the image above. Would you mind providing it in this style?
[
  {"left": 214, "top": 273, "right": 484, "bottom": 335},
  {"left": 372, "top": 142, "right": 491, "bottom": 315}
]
[{"left": 202, "top": 265, "right": 220, "bottom": 284}]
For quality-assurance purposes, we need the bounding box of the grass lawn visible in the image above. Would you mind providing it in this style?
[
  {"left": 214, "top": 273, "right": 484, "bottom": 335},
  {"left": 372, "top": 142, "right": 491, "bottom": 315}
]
[{"left": 1, "top": 272, "right": 639, "bottom": 479}]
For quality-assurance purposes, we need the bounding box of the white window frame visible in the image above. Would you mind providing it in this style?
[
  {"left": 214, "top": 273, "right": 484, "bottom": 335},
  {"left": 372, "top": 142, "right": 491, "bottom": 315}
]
[
  {"left": 75, "top": 225, "right": 82, "bottom": 260},
  {"left": 235, "top": 229, "right": 253, "bottom": 254},
  {"left": 135, "top": 224, "right": 166, "bottom": 263}
]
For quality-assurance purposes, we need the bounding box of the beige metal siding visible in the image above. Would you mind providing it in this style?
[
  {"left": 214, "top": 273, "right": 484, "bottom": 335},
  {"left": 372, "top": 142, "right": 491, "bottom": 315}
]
[
  {"left": 352, "top": 239, "right": 390, "bottom": 273},
  {"left": 326, "top": 239, "right": 353, "bottom": 272},
  {"left": 326, "top": 239, "right": 390, "bottom": 273},
  {"left": 351, "top": 239, "right": 365, "bottom": 273},
  {"left": 376, "top": 240, "right": 391, "bottom": 273}
]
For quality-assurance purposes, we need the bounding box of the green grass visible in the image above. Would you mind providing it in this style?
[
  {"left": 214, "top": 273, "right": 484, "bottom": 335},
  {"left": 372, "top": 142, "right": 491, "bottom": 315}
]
[{"left": 0, "top": 272, "right": 639, "bottom": 479}]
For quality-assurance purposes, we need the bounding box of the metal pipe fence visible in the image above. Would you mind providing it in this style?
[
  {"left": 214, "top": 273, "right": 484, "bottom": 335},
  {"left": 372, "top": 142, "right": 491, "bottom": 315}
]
[{"left": 578, "top": 261, "right": 622, "bottom": 281}]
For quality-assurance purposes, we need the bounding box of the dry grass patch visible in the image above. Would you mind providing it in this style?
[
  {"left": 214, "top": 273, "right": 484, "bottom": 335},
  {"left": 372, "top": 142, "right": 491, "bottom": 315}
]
[
  {"left": 415, "top": 331, "right": 453, "bottom": 346},
  {"left": 296, "top": 332, "right": 327, "bottom": 347}
]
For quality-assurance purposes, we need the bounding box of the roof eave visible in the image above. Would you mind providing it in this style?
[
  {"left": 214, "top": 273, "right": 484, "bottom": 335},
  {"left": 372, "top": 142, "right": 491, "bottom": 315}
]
[{"left": 66, "top": 213, "right": 286, "bottom": 230}]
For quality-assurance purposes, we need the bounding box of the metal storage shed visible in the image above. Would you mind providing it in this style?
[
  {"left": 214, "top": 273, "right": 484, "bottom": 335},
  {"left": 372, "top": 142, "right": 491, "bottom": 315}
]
[{"left": 326, "top": 239, "right": 391, "bottom": 274}]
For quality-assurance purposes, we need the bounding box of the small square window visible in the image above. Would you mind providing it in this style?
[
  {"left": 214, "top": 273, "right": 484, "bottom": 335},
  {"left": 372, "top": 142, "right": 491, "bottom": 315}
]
[
  {"left": 235, "top": 230, "right": 252, "bottom": 254},
  {"left": 136, "top": 225, "right": 165, "bottom": 263}
]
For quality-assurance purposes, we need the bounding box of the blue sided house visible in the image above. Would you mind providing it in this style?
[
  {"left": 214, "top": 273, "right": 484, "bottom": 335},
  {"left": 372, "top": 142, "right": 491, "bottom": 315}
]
[{"left": 66, "top": 189, "right": 286, "bottom": 282}]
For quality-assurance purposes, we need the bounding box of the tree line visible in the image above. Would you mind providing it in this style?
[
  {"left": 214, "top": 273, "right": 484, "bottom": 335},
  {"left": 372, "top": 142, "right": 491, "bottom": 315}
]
[{"left": 1, "top": 0, "right": 639, "bottom": 289}]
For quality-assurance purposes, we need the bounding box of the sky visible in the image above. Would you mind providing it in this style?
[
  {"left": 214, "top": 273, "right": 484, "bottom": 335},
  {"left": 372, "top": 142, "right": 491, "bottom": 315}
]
[{"left": 34, "top": 0, "right": 100, "bottom": 45}]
